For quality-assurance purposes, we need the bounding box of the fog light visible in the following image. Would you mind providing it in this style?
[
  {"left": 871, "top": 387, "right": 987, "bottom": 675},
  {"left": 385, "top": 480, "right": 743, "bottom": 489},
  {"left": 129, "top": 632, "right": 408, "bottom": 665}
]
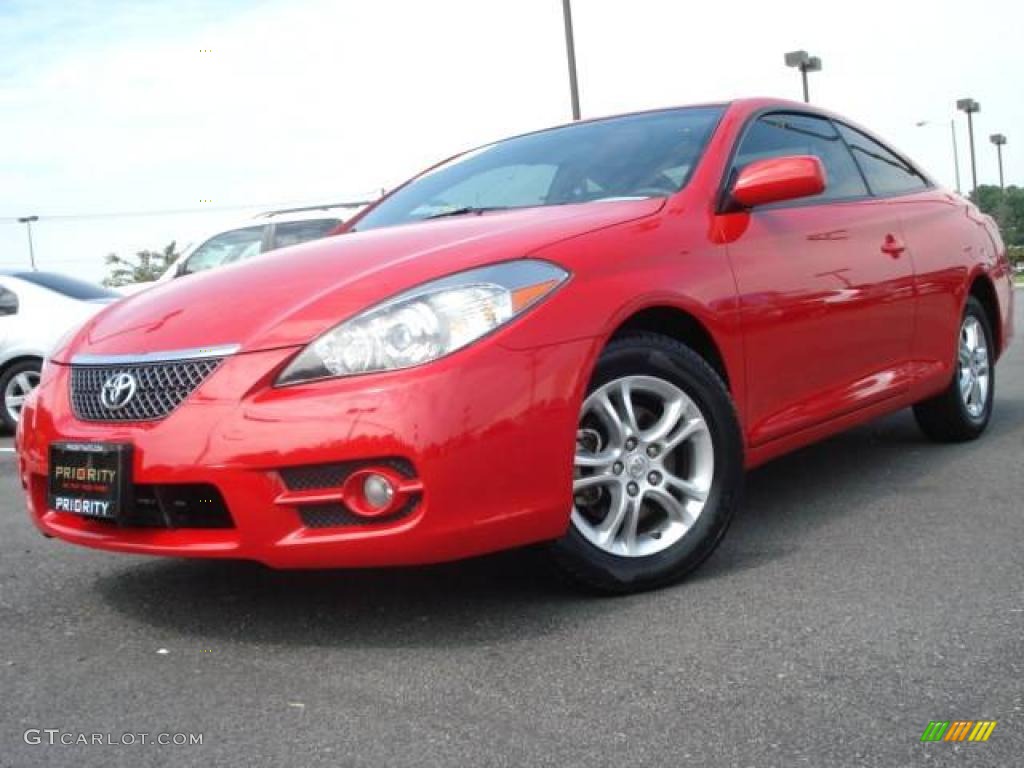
[{"left": 363, "top": 473, "right": 395, "bottom": 509}]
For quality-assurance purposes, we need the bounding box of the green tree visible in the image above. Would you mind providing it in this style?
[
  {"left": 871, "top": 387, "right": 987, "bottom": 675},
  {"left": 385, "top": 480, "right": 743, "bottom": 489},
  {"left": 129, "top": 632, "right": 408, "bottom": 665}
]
[
  {"left": 970, "top": 184, "right": 1023, "bottom": 248},
  {"left": 103, "top": 242, "right": 180, "bottom": 287}
]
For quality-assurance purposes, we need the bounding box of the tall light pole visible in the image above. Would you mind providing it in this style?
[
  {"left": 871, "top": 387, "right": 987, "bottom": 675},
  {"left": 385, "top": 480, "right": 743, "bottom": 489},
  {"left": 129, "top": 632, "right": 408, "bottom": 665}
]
[
  {"left": 956, "top": 98, "right": 980, "bottom": 199},
  {"left": 989, "top": 134, "right": 1007, "bottom": 189},
  {"left": 16, "top": 215, "right": 38, "bottom": 271},
  {"left": 561, "top": 0, "right": 581, "bottom": 120},
  {"left": 784, "top": 50, "right": 822, "bottom": 103},
  {"left": 916, "top": 119, "right": 961, "bottom": 194}
]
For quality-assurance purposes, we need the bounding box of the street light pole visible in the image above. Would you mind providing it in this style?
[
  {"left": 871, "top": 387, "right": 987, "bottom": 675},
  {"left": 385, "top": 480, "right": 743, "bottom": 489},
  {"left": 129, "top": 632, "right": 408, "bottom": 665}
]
[
  {"left": 561, "top": 0, "right": 581, "bottom": 121},
  {"left": 950, "top": 119, "right": 962, "bottom": 195},
  {"left": 784, "top": 50, "right": 822, "bottom": 103},
  {"left": 956, "top": 98, "right": 980, "bottom": 199},
  {"left": 16, "top": 215, "right": 38, "bottom": 271},
  {"left": 989, "top": 134, "right": 1007, "bottom": 189},
  {"left": 915, "top": 119, "right": 962, "bottom": 194}
]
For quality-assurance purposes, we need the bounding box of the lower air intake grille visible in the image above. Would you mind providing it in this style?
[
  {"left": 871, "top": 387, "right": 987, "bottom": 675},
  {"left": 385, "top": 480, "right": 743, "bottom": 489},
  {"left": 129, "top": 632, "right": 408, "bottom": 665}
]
[
  {"left": 298, "top": 498, "right": 418, "bottom": 528},
  {"left": 124, "top": 484, "right": 234, "bottom": 528},
  {"left": 70, "top": 358, "right": 223, "bottom": 422},
  {"left": 279, "top": 458, "right": 421, "bottom": 529},
  {"left": 280, "top": 458, "right": 416, "bottom": 491}
]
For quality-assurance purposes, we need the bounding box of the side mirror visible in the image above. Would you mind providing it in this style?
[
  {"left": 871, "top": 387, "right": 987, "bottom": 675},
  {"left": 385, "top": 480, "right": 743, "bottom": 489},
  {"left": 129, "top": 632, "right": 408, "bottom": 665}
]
[
  {"left": 729, "top": 155, "right": 826, "bottom": 209},
  {"left": 0, "top": 289, "right": 18, "bottom": 316}
]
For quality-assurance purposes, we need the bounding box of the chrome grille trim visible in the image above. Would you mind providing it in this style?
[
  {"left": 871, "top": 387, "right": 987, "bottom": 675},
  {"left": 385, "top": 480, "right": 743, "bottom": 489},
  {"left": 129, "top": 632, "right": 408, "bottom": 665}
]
[
  {"left": 70, "top": 358, "right": 225, "bottom": 422},
  {"left": 71, "top": 344, "right": 240, "bottom": 366}
]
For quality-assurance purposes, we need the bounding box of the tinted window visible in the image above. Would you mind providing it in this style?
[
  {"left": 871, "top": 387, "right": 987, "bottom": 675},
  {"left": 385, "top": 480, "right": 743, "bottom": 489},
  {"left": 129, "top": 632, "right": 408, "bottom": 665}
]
[
  {"left": 355, "top": 106, "right": 725, "bottom": 231},
  {"left": 0, "top": 286, "right": 18, "bottom": 314},
  {"left": 12, "top": 272, "right": 119, "bottom": 300},
  {"left": 183, "top": 226, "right": 265, "bottom": 275},
  {"left": 836, "top": 124, "right": 929, "bottom": 197},
  {"left": 271, "top": 219, "right": 342, "bottom": 250},
  {"left": 733, "top": 113, "right": 868, "bottom": 201}
]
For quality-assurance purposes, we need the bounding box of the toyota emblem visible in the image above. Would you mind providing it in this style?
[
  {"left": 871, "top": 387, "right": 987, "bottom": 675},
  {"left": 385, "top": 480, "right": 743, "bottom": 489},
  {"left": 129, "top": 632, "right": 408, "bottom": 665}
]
[{"left": 100, "top": 372, "right": 138, "bottom": 411}]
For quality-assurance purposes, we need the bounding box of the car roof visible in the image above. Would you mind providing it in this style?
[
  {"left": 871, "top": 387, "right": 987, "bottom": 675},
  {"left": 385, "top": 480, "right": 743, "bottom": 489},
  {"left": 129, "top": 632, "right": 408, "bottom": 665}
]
[
  {"left": 172, "top": 205, "right": 366, "bottom": 256},
  {"left": 0, "top": 269, "right": 68, "bottom": 279},
  {"left": 252, "top": 202, "right": 372, "bottom": 221}
]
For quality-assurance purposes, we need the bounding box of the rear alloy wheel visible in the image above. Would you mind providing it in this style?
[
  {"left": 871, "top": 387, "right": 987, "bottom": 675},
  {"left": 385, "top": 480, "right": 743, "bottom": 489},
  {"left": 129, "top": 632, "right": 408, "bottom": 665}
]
[
  {"left": 913, "top": 297, "right": 995, "bottom": 442},
  {"left": 549, "top": 333, "right": 743, "bottom": 593},
  {"left": 0, "top": 359, "right": 41, "bottom": 432}
]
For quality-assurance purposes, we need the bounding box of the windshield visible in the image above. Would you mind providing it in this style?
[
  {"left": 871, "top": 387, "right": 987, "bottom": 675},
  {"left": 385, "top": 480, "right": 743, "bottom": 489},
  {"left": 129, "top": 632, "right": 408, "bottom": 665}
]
[{"left": 354, "top": 106, "right": 724, "bottom": 232}]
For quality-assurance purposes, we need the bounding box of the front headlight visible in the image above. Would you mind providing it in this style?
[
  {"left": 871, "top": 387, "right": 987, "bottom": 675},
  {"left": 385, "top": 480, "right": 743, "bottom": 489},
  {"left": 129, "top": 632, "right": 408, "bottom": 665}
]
[{"left": 276, "top": 259, "right": 569, "bottom": 386}]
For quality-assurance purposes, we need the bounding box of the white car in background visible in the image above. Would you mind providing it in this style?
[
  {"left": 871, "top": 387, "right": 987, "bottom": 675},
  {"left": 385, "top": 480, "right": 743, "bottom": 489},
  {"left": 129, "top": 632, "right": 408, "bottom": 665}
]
[
  {"left": 0, "top": 271, "right": 120, "bottom": 430},
  {"left": 120, "top": 203, "right": 367, "bottom": 294}
]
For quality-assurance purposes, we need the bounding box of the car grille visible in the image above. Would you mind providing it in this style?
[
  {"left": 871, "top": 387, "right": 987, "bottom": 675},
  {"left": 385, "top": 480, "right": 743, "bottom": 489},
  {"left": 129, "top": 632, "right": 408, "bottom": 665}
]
[
  {"left": 125, "top": 483, "right": 234, "bottom": 528},
  {"left": 34, "top": 474, "right": 234, "bottom": 528},
  {"left": 297, "top": 498, "right": 418, "bottom": 528},
  {"left": 70, "top": 358, "right": 223, "bottom": 422},
  {"left": 279, "top": 458, "right": 421, "bottom": 528},
  {"left": 279, "top": 458, "right": 416, "bottom": 490}
]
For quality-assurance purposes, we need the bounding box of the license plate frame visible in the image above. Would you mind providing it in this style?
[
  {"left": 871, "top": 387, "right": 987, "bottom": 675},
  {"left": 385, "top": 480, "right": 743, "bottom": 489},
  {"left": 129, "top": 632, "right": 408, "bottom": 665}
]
[{"left": 47, "top": 442, "right": 132, "bottom": 520}]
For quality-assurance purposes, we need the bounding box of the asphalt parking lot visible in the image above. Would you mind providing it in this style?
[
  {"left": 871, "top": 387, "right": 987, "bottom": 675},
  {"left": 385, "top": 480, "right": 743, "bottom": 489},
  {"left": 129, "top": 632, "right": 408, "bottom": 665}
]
[{"left": 1, "top": 295, "right": 1021, "bottom": 768}]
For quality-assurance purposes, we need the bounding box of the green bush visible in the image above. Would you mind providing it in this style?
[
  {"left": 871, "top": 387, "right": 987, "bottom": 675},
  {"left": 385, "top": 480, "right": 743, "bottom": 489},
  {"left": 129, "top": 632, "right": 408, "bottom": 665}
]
[
  {"left": 1008, "top": 244, "right": 1024, "bottom": 269},
  {"left": 971, "top": 185, "right": 1023, "bottom": 248},
  {"left": 103, "top": 242, "right": 179, "bottom": 287}
]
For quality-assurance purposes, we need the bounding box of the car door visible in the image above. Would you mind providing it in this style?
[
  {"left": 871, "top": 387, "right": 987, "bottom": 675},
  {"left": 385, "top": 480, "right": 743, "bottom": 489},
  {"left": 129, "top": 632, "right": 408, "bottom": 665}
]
[
  {"left": 834, "top": 123, "right": 963, "bottom": 388},
  {"left": 723, "top": 112, "right": 917, "bottom": 445}
]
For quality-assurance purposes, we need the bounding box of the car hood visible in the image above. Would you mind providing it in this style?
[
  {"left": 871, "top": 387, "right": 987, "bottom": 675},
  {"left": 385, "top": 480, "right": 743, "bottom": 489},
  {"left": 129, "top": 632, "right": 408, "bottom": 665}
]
[{"left": 57, "top": 199, "right": 663, "bottom": 361}]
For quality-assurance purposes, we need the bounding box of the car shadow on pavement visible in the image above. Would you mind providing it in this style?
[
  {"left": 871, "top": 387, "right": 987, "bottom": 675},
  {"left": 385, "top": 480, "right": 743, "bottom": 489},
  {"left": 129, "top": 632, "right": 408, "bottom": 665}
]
[
  {"left": 93, "top": 546, "right": 611, "bottom": 649},
  {"left": 688, "top": 394, "right": 1024, "bottom": 582},
  {"left": 94, "top": 396, "right": 1024, "bottom": 647}
]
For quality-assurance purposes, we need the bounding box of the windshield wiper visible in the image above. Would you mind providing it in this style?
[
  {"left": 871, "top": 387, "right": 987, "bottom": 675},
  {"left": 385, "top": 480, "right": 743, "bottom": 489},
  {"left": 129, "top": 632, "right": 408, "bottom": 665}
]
[{"left": 420, "top": 206, "right": 510, "bottom": 221}]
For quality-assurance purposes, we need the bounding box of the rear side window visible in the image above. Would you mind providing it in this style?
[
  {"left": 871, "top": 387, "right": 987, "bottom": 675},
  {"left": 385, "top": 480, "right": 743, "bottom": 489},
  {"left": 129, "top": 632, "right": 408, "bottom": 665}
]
[
  {"left": 12, "top": 272, "right": 119, "bottom": 300},
  {"left": 732, "top": 113, "right": 868, "bottom": 201},
  {"left": 836, "top": 124, "right": 929, "bottom": 197},
  {"left": 0, "top": 285, "right": 18, "bottom": 314},
  {"left": 270, "top": 219, "right": 342, "bottom": 250},
  {"left": 183, "top": 226, "right": 265, "bottom": 275}
]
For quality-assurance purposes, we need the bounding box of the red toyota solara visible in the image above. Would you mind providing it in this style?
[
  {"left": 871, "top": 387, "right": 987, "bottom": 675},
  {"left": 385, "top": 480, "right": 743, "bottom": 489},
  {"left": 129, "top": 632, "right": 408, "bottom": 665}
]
[{"left": 18, "top": 98, "right": 1014, "bottom": 592}]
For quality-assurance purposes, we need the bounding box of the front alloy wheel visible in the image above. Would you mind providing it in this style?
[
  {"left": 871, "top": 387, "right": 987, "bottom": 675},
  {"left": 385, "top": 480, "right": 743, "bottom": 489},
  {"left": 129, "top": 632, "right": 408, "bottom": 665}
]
[
  {"left": 572, "top": 376, "right": 714, "bottom": 558},
  {"left": 550, "top": 333, "right": 744, "bottom": 593},
  {"left": 0, "top": 360, "right": 41, "bottom": 431}
]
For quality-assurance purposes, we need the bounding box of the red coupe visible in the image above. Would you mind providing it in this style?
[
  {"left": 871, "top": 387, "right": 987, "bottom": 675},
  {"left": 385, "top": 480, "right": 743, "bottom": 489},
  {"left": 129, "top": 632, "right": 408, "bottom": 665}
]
[{"left": 19, "top": 98, "right": 1015, "bottom": 592}]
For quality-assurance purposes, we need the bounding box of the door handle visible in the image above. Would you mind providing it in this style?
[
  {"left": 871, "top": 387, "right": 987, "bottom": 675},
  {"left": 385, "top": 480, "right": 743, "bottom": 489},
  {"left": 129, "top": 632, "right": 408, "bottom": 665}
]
[{"left": 881, "top": 234, "right": 906, "bottom": 257}]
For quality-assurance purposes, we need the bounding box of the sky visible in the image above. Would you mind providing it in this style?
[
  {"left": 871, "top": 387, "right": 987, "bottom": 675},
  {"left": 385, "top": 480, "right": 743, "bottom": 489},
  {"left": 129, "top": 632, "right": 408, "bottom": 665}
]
[{"left": 1, "top": 0, "right": 1021, "bottom": 282}]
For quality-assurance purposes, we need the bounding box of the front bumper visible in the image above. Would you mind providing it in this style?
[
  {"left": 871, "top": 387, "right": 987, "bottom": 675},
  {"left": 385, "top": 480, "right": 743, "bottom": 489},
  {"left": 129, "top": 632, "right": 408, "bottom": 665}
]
[{"left": 18, "top": 339, "right": 593, "bottom": 568}]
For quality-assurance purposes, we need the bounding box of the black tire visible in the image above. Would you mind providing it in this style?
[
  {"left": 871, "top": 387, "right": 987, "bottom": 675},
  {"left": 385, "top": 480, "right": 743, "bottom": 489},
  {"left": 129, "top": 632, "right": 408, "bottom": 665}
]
[
  {"left": 913, "top": 297, "right": 995, "bottom": 443},
  {"left": 0, "top": 358, "right": 42, "bottom": 433},
  {"left": 548, "top": 333, "right": 744, "bottom": 594}
]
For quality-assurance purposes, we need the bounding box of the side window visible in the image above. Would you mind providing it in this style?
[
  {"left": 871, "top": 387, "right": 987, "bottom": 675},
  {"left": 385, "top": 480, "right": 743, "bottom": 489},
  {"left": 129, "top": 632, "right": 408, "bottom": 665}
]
[
  {"left": 182, "top": 226, "right": 265, "bottom": 275},
  {"left": 0, "top": 286, "right": 18, "bottom": 316},
  {"left": 733, "top": 113, "right": 868, "bottom": 201},
  {"left": 271, "top": 219, "right": 342, "bottom": 251},
  {"left": 836, "top": 124, "right": 929, "bottom": 197},
  {"left": 408, "top": 164, "right": 558, "bottom": 218}
]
